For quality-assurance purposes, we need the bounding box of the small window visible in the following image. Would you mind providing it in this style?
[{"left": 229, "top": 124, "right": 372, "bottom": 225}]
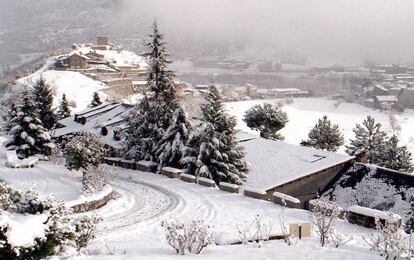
[{"left": 310, "top": 154, "right": 326, "bottom": 163}]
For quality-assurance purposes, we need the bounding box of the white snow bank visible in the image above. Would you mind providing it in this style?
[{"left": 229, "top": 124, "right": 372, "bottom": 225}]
[{"left": 0, "top": 210, "right": 47, "bottom": 247}]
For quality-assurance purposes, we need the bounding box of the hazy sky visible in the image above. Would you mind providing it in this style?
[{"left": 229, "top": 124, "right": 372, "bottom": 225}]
[{"left": 119, "top": 0, "right": 414, "bottom": 66}]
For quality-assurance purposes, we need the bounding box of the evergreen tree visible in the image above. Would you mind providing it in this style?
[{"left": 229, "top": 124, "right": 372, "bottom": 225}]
[
  {"left": 379, "top": 135, "right": 413, "bottom": 172},
  {"left": 33, "top": 77, "right": 57, "bottom": 129},
  {"left": 6, "top": 88, "right": 54, "bottom": 158},
  {"left": 302, "top": 115, "right": 344, "bottom": 152},
  {"left": 89, "top": 91, "right": 102, "bottom": 108},
  {"left": 181, "top": 122, "right": 231, "bottom": 183},
  {"left": 123, "top": 20, "right": 178, "bottom": 162},
  {"left": 182, "top": 83, "right": 248, "bottom": 185},
  {"left": 155, "top": 107, "right": 191, "bottom": 170},
  {"left": 122, "top": 95, "right": 158, "bottom": 161},
  {"left": 346, "top": 116, "right": 387, "bottom": 164},
  {"left": 146, "top": 20, "right": 178, "bottom": 131},
  {"left": 243, "top": 103, "right": 288, "bottom": 140},
  {"left": 57, "top": 94, "right": 71, "bottom": 119},
  {"left": 4, "top": 102, "right": 18, "bottom": 133}
]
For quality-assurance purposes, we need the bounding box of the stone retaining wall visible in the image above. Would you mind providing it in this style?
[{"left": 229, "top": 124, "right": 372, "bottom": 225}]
[{"left": 71, "top": 191, "right": 115, "bottom": 213}]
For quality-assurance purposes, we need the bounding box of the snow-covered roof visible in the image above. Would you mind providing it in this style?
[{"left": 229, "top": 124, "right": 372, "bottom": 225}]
[
  {"left": 54, "top": 102, "right": 133, "bottom": 147},
  {"left": 375, "top": 95, "right": 398, "bottom": 102},
  {"left": 241, "top": 136, "right": 354, "bottom": 191}
]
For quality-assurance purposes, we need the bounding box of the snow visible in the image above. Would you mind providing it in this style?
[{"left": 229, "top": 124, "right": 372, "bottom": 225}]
[
  {"left": 0, "top": 160, "right": 82, "bottom": 202},
  {"left": 219, "top": 182, "right": 239, "bottom": 189},
  {"left": 375, "top": 95, "right": 398, "bottom": 102},
  {"left": 243, "top": 187, "right": 267, "bottom": 196},
  {"left": 0, "top": 210, "right": 47, "bottom": 247},
  {"left": 241, "top": 137, "right": 353, "bottom": 190},
  {"left": 66, "top": 185, "right": 113, "bottom": 207},
  {"left": 348, "top": 205, "right": 401, "bottom": 222},
  {"left": 78, "top": 166, "right": 384, "bottom": 259},
  {"left": 273, "top": 192, "right": 301, "bottom": 204},
  {"left": 161, "top": 167, "right": 184, "bottom": 174},
  {"left": 225, "top": 97, "right": 414, "bottom": 156}
]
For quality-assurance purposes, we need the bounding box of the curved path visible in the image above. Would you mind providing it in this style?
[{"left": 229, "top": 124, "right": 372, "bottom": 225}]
[{"left": 95, "top": 176, "right": 183, "bottom": 234}]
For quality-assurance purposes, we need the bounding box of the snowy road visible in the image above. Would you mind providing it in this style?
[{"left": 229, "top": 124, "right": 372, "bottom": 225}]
[
  {"left": 94, "top": 176, "right": 183, "bottom": 234},
  {"left": 83, "top": 167, "right": 382, "bottom": 259}
]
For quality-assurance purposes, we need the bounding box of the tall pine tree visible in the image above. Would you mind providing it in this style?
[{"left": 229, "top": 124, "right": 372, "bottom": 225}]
[
  {"left": 89, "top": 91, "right": 102, "bottom": 108},
  {"left": 122, "top": 95, "right": 157, "bottom": 161},
  {"left": 182, "top": 83, "right": 248, "bottom": 185},
  {"left": 379, "top": 134, "right": 413, "bottom": 172},
  {"left": 302, "top": 115, "right": 344, "bottom": 152},
  {"left": 346, "top": 116, "right": 387, "bottom": 163},
  {"left": 155, "top": 107, "right": 191, "bottom": 170},
  {"left": 33, "top": 77, "right": 57, "bottom": 129},
  {"left": 146, "top": 20, "right": 178, "bottom": 131},
  {"left": 123, "top": 20, "right": 178, "bottom": 162},
  {"left": 6, "top": 88, "right": 54, "bottom": 158},
  {"left": 4, "top": 102, "right": 18, "bottom": 134},
  {"left": 57, "top": 94, "right": 71, "bottom": 119}
]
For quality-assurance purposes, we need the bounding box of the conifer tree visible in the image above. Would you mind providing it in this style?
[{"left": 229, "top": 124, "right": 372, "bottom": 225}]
[
  {"left": 122, "top": 95, "right": 157, "bottom": 161},
  {"left": 346, "top": 116, "right": 387, "bottom": 163},
  {"left": 302, "top": 115, "right": 344, "bottom": 152},
  {"left": 146, "top": 20, "right": 178, "bottom": 131},
  {"left": 243, "top": 103, "right": 288, "bottom": 140},
  {"left": 379, "top": 135, "right": 413, "bottom": 172},
  {"left": 4, "top": 102, "right": 18, "bottom": 133},
  {"left": 89, "top": 91, "right": 102, "bottom": 108},
  {"left": 6, "top": 88, "right": 54, "bottom": 158},
  {"left": 155, "top": 107, "right": 191, "bottom": 170},
  {"left": 182, "top": 83, "right": 248, "bottom": 185},
  {"left": 123, "top": 20, "right": 179, "bottom": 162},
  {"left": 57, "top": 94, "right": 71, "bottom": 119},
  {"left": 33, "top": 77, "right": 57, "bottom": 129}
]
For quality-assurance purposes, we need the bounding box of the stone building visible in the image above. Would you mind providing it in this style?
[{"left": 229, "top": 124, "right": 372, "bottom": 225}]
[{"left": 239, "top": 134, "right": 354, "bottom": 207}]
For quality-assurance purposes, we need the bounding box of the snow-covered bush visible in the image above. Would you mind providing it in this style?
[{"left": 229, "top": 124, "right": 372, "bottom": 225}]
[
  {"left": 309, "top": 199, "right": 341, "bottom": 247},
  {"left": 0, "top": 182, "right": 99, "bottom": 259},
  {"left": 63, "top": 132, "right": 106, "bottom": 172},
  {"left": 235, "top": 214, "right": 272, "bottom": 248},
  {"left": 161, "top": 219, "right": 213, "bottom": 255},
  {"left": 278, "top": 204, "right": 296, "bottom": 246},
  {"left": 74, "top": 215, "right": 101, "bottom": 252},
  {"left": 363, "top": 213, "right": 408, "bottom": 260},
  {"left": 243, "top": 103, "right": 288, "bottom": 140},
  {"left": 330, "top": 229, "right": 352, "bottom": 248},
  {"left": 82, "top": 165, "right": 115, "bottom": 194}
]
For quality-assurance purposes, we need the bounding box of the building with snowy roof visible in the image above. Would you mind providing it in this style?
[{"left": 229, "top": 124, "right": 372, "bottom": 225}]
[
  {"left": 238, "top": 134, "right": 354, "bottom": 205},
  {"left": 53, "top": 102, "right": 133, "bottom": 153}
]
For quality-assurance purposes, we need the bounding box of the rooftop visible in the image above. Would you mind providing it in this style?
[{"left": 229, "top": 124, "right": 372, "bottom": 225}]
[{"left": 240, "top": 135, "right": 354, "bottom": 191}]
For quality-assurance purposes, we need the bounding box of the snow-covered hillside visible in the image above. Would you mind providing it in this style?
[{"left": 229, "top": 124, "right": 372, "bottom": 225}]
[
  {"left": 18, "top": 70, "right": 109, "bottom": 112},
  {"left": 226, "top": 98, "right": 414, "bottom": 156}
]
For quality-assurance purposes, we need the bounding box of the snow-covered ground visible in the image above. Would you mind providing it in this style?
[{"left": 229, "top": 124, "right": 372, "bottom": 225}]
[
  {"left": 226, "top": 98, "right": 414, "bottom": 155},
  {"left": 79, "top": 167, "right": 382, "bottom": 259},
  {"left": 18, "top": 70, "right": 110, "bottom": 112},
  {"left": 0, "top": 152, "right": 386, "bottom": 259}
]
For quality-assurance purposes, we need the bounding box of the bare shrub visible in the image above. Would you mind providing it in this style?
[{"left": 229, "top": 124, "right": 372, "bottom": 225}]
[
  {"left": 309, "top": 199, "right": 341, "bottom": 247},
  {"left": 363, "top": 213, "right": 408, "bottom": 259},
  {"left": 82, "top": 165, "right": 116, "bottom": 194},
  {"left": 161, "top": 218, "right": 213, "bottom": 255},
  {"left": 330, "top": 229, "right": 352, "bottom": 248},
  {"left": 235, "top": 214, "right": 272, "bottom": 248}
]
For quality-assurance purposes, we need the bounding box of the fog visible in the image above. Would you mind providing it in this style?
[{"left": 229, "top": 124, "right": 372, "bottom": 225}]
[
  {"left": 119, "top": 0, "right": 414, "bottom": 66},
  {"left": 2, "top": 0, "right": 414, "bottom": 66}
]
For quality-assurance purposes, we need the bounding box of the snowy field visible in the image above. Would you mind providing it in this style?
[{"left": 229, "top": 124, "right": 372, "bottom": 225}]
[
  {"left": 81, "top": 167, "right": 382, "bottom": 259},
  {"left": 226, "top": 98, "right": 414, "bottom": 155},
  {"left": 0, "top": 152, "right": 385, "bottom": 259}
]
